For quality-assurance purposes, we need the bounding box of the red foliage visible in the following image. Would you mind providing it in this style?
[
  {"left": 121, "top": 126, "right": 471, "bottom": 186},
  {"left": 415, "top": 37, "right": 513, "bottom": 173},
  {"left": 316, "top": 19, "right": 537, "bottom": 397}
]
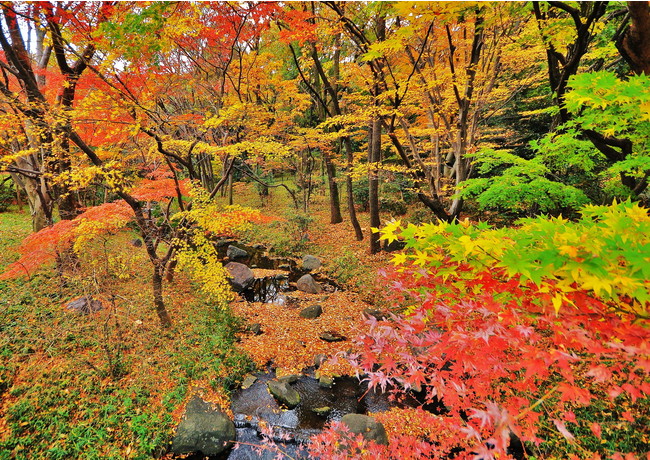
[
  {"left": 1, "top": 201, "right": 133, "bottom": 280},
  {"left": 311, "top": 262, "right": 649, "bottom": 458},
  {"left": 129, "top": 178, "right": 190, "bottom": 202}
]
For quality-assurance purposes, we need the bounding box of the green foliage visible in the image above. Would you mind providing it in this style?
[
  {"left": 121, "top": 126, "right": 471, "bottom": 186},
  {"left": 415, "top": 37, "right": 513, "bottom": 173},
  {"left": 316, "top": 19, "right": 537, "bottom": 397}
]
[
  {"left": 382, "top": 200, "right": 650, "bottom": 316},
  {"left": 463, "top": 72, "right": 650, "bottom": 215},
  {"left": 0, "top": 179, "right": 13, "bottom": 212},
  {"left": 254, "top": 210, "right": 314, "bottom": 257},
  {"left": 460, "top": 148, "right": 589, "bottom": 216}
]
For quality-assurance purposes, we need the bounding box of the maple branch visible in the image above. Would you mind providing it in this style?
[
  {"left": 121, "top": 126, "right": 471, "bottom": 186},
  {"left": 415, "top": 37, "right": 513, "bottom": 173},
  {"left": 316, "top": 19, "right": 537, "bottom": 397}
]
[
  {"left": 208, "top": 156, "right": 236, "bottom": 200},
  {"left": 2, "top": 165, "right": 43, "bottom": 179},
  {"left": 285, "top": 42, "right": 332, "bottom": 118}
]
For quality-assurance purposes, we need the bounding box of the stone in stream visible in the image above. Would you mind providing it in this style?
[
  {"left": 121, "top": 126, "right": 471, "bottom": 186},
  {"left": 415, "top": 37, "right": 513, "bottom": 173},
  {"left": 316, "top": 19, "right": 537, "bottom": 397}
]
[
  {"left": 296, "top": 274, "right": 322, "bottom": 294},
  {"left": 227, "top": 245, "right": 249, "bottom": 261},
  {"left": 241, "top": 374, "right": 257, "bottom": 390},
  {"left": 299, "top": 304, "right": 323, "bottom": 319},
  {"left": 267, "top": 380, "right": 301, "bottom": 409},
  {"left": 318, "top": 375, "right": 334, "bottom": 388},
  {"left": 278, "top": 374, "right": 300, "bottom": 384},
  {"left": 302, "top": 254, "right": 322, "bottom": 271},
  {"left": 171, "top": 395, "right": 236, "bottom": 457},
  {"left": 340, "top": 414, "right": 388, "bottom": 445},
  {"left": 224, "top": 262, "right": 254, "bottom": 292},
  {"left": 312, "top": 406, "right": 331, "bottom": 416}
]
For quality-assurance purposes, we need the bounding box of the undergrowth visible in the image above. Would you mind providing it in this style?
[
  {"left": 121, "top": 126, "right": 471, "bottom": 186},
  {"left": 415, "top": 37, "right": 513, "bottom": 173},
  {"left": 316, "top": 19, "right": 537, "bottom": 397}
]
[{"left": 0, "top": 209, "right": 254, "bottom": 459}]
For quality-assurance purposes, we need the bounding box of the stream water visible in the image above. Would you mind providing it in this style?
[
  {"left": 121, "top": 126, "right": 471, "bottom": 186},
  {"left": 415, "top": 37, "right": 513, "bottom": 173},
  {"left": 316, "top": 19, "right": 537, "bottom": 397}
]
[{"left": 227, "top": 370, "right": 411, "bottom": 459}]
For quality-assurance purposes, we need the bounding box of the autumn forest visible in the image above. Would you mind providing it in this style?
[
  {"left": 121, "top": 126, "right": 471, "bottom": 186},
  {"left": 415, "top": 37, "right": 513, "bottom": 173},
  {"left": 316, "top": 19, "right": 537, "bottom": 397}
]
[{"left": 0, "top": 1, "right": 648, "bottom": 459}]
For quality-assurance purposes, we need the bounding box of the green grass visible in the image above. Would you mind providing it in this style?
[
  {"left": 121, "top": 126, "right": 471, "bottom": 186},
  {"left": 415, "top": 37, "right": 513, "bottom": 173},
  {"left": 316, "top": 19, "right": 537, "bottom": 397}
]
[{"left": 0, "top": 208, "right": 255, "bottom": 459}]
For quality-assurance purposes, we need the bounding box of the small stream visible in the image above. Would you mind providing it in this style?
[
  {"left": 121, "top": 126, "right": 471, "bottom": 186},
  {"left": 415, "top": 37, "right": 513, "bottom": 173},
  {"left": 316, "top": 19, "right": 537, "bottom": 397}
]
[
  {"left": 227, "top": 370, "right": 415, "bottom": 459},
  {"left": 194, "top": 241, "right": 411, "bottom": 458}
]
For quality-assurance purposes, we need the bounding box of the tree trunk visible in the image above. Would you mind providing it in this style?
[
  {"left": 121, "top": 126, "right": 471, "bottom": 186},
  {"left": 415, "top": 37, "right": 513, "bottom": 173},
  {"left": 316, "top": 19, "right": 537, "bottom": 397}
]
[
  {"left": 152, "top": 264, "right": 172, "bottom": 328},
  {"left": 343, "top": 137, "right": 363, "bottom": 240},
  {"left": 368, "top": 118, "right": 381, "bottom": 254},
  {"left": 617, "top": 2, "right": 650, "bottom": 75},
  {"left": 11, "top": 168, "right": 51, "bottom": 231},
  {"left": 324, "top": 150, "right": 343, "bottom": 224}
]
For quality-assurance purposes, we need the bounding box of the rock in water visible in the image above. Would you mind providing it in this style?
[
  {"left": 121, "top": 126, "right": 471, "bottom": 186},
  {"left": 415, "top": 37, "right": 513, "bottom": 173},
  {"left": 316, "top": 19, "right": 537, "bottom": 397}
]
[
  {"left": 299, "top": 304, "right": 323, "bottom": 319},
  {"left": 171, "top": 395, "right": 236, "bottom": 457},
  {"left": 225, "top": 262, "right": 255, "bottom": 292},
  {"left": 340, "top": 414, "right": 388, "bottom": 445},
  {"left": 267, "top": 380, "right": 301, "bottom": 409},
  {"left": 65, "top": 296, "right": 103, "bottom": 314},
  {"left": 302, "top": 254, "right": 321, "bottom": 271},
  {"left": 227, "top": 245, "right": 249, "bottom": 261},
  {"left": 296, "top": 274, "right": 321, "bottom": 294}
]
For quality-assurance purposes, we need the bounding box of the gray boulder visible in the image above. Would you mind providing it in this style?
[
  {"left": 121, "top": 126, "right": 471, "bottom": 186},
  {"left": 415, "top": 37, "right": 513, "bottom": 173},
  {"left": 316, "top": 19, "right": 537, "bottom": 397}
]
[
  {"left": 171, "top": 395, "right": 236, "bottom": 457},
  {"left": 267, "top": 380, "right": 300, "bottom": 409},
  {"left": 296, "top": 274, "right": 322, "bottom": 294},
  {"left": 65, "top": 296, "right": 103, "bottom": 314},
  {"left": 299, "top": 304, "right": 323, "bottom": 319},
  {"left": 227, "top": 245, "right": 249, "bottom": 260},
  {"left": 225, "top": 262, "right": 255, "bottom": 292},
  {"left": 340, "top": 414, "right": 388, "bottom": 445},
  {"left": 302, "top": 255, "right": 322, "bottom": 271}
]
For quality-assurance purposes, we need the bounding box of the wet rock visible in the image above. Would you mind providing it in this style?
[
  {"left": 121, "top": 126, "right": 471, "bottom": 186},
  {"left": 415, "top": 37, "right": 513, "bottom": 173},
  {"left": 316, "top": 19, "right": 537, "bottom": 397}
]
[
  {"left": 318, "top": 375, "right": 334, "bottom": 388},
  {"left": 241, "top": 374, "right": 257, "bottom": 390},
  {"left": 296, "top": 274, "right": 322, "bottom": 294},
  {"left": 312, "top": 406, "right": 331, "bottom": 416},
  {"left": 340, "top": 414, "right": 388, "bottom": 445},
  {"left": 299, "top": 304, "right": 323, "bottom": 319},
  {"left": 313, "top": 354, "right": 327, "bottom": 368},
  {"left": 171, "top": 395, "right": 236, "bottom": 457},
  {"left": 65, "top": 296, "right": 103, "bottom": 314},
  {"left": 302, "top": 255, "right": 322, "bottom": 271},
  {"left": 253, "top": 244, "right": 266, "bottom": 250},
  {"left": 319, "top": 330, "right": 346, "bottom": 342},
  {"left": 278, "top": 374, "right": 300, "bottom": 384},
  {"left": 225, "top": 262, "right": 255, "bottom": 292},
  {"left": 267, "top": 380, "right": 300, "bottom": 409},
  {"left": 227, "top": 245, "right": 249, "bottom": 261}
]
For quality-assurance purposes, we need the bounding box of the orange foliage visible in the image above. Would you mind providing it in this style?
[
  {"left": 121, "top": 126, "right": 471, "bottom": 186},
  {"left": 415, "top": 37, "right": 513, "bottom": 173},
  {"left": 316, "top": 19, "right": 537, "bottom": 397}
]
[
  {"left": 129, "top": 178, "right": 190, "bottom": 202},
  {"left": 0, "top": 202, "right": 133, "bottom": 280}
]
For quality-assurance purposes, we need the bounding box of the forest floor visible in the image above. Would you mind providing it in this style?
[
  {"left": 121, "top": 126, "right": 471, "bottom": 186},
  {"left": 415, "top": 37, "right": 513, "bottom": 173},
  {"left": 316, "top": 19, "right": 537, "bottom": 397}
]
[{"left": 0, "top": 182, "right": 406, "bottom": 459}]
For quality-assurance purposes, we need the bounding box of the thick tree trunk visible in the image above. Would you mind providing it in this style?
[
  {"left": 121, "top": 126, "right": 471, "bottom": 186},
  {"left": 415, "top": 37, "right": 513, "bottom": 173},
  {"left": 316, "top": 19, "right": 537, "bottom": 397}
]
[
  {"left": 618, "top": 1, "right": 650, "bottom": 75},
  {"left": 11, "top": 168, "right": 51, "bottom": 231}
]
